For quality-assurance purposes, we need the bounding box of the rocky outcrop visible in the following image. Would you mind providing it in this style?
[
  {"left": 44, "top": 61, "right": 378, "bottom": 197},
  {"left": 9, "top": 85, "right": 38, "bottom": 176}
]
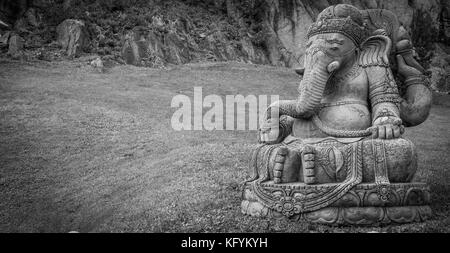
[
  {"left": 7, "top": 33, "right": 24, "bottom": 58},
  {"left": 240, "top": 37, "right": 269, "bottom": 64},
  {"left": 1, "top": 0, "right": 447, "bottom": 72},
  {"left": 121, "top": 19, "right": 268, "bottom": 67},
  {"left": 121, "top": 26, "right": 190, "bottom": 67},
  {"left": 57, "top": 19, "right": 90, "bottom": 57},
  {"left": 0, "top": 30, "right": 10, "bottom": 46}
]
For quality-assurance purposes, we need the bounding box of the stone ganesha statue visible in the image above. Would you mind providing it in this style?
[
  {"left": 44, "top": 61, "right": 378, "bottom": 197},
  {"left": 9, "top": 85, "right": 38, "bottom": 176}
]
[{"left": 242, "top": 4, "right": 433, "bottom": 225}]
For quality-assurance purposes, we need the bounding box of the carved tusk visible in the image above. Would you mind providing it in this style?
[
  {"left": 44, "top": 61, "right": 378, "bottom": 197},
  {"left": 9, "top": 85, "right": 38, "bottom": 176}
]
[
  {"left": 327, "top": 61, "right": 340, "bottom": 73},
  {"left": 295, "top": 68, "right": 305, "bottom": 76}
]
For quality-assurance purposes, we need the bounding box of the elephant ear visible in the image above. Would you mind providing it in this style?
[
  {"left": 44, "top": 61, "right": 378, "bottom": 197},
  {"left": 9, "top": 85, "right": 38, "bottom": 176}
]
[
  {"left": 360, "top": 9, "right": 399, "bottom": 46},
  {"left": 358, "top": 35, "right": 392, "bottom": 68}
]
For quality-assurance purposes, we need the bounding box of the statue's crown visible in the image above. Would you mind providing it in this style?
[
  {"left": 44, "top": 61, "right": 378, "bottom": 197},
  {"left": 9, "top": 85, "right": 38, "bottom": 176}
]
[{"left": 306, "top": 4, "right": 369, "bottom": 46}]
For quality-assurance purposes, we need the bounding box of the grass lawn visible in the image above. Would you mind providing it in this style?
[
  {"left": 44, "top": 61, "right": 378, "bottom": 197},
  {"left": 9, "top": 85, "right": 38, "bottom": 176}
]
[{"left": 0, "top": 58, "right": 449, "bottom": 232}]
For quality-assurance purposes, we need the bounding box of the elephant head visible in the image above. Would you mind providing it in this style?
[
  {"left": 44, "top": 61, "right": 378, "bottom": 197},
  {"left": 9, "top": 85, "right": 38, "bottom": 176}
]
[
  {"left": 293, "top": 33, "right": 358, "bottom": 117},
  {"left": 274, "top": 4, "right": 366, "bottom": 119}
]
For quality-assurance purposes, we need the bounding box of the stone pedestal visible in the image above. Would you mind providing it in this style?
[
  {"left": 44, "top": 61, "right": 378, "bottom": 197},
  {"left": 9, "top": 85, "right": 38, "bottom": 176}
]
[{"left": 241, "top": 181, "right": 431, "bottom": 225}]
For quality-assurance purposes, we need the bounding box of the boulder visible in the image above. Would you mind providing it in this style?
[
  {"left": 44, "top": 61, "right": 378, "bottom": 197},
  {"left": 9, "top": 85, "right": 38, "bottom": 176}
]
[
  {"left": 0, "top": 31, "right": 11, "bottom": 47},
  {"left": 57, "top": 19, "right": 90, "bottom": 57},
  {"left": 90, "top": 57, "right": 104, "bottom": 73},
  {"left": 8, "top": 34, "right": 24, "bottom": 57}
]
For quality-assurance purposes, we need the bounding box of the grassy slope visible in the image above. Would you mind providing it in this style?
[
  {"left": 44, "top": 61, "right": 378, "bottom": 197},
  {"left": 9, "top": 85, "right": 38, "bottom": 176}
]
[{"left": 0, "top": 59, "right": 449, "bottom": 232}]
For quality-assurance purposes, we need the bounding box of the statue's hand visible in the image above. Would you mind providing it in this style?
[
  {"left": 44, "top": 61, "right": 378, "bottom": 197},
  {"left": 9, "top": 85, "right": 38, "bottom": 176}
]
[
  {"left": 258, "top": 118, "right": 282, "bottom": 144},
  {"left": 371, "top": 116, "right": 405, "bottom": 139},
  {"left": 396, "top": 54, "right": 423, "bottom": 78}
]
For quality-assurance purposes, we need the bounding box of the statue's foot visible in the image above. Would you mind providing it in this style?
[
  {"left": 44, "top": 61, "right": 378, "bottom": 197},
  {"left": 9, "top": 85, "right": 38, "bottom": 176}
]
[
  {"left": 273, "top": 147, "right": 301, "bottom": 183},
  {"left": 301, "top": 145, "right": 316, "bottom": 184},
  {"left": 273, "top": 147, "right": 288, "bottom": 183}
]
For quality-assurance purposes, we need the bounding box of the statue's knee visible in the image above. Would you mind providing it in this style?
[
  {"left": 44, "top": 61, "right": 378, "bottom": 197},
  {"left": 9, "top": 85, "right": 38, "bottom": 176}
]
[
  {"left": 385, "top": 138, "right": 417, "bottom": 182},
  {"left": 362, "top": 138, "right": 417, "bottom": 183}
]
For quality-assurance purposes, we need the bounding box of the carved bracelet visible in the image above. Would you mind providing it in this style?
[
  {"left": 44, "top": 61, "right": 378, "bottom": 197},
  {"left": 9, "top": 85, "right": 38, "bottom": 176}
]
[{"left": 404, "top": 75, "right": 429, "bottom": 88}]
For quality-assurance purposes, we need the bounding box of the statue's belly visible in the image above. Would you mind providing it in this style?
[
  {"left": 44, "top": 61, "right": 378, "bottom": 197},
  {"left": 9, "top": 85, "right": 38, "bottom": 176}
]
[
  {"left": 318, "top": 103, "right": 371, "bottom": 131},
  {"left": 292, "top": 103, "right": 371, "bottom": 138}
]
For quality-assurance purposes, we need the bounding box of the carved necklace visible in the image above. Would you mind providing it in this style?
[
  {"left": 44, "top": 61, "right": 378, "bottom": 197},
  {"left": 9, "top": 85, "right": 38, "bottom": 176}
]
[{"left": 324, "top": 59, "right": 361, "bottom": 95}]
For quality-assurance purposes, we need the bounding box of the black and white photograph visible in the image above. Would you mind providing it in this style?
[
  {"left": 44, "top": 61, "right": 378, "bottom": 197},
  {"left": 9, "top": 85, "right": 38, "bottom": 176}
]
[{"left": 0, "top": 0, "right": 449, "bottom": 239}]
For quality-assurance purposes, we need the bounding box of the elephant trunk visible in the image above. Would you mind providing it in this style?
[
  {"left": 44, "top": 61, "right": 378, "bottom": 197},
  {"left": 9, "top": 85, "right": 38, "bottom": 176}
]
[
  {"left": 265, "top": 51, "right": 339, "bottom": 120},
  {"left": 296, "top": 52, "right": 339, "bottom": 118},
  {"left": 400, "top": 83, "right": 432, "bottom": 127}
]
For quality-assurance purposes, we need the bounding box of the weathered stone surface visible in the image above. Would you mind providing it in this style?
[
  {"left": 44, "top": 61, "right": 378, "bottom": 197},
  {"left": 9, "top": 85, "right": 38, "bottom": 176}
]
[
  {"left": 164, "top": 31, "right": 193, "bottom": 64},
  {"left": 240, "top": 37, "right": 269, "bottom": 65},
  {"left": 57, "top": 19, "right": 90, "bottom": 57},
  {"left": 121, "top": 27, "right": 167, "bottom": 67},
  {"left": 242, "top": 183, "right": 432, "bottom": 225},
  {"left": 90, "top": 57, "right": 104, "bottom": 73},
  {"left": 257, "top": 182, "right": 431, "bottom": 207},
  {"left": 199, "top": 31, "right": 240, "bottom": 62},
  {"left": 121, "top": 23, "right": 269, "bottom": 67},
  {"left": 0, "top": 31, "right": 11, "bottom": 46},
  {"left": 8, "top": 34, "right": 24, "bottom": 57}
]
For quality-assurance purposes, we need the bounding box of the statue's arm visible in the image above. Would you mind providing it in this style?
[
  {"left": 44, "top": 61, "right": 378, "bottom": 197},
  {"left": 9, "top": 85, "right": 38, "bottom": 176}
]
[
  {"left": 259, "top": 107, "right": 294, "bottom": 144},
  {"left": 265, "top": 99, "right": 314, "bottom": 120},
  {"left": 367, "top": 67, "right": 402, "bottom": 124},
  {"left": 366, "top": 66, "right": 404, "bottom": 139},
  {"left": 361, "top": 35, "right": 403, "bottom": 139},
  {"left": 258, "top": 98, "right": 304, "bottom": 144}
]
